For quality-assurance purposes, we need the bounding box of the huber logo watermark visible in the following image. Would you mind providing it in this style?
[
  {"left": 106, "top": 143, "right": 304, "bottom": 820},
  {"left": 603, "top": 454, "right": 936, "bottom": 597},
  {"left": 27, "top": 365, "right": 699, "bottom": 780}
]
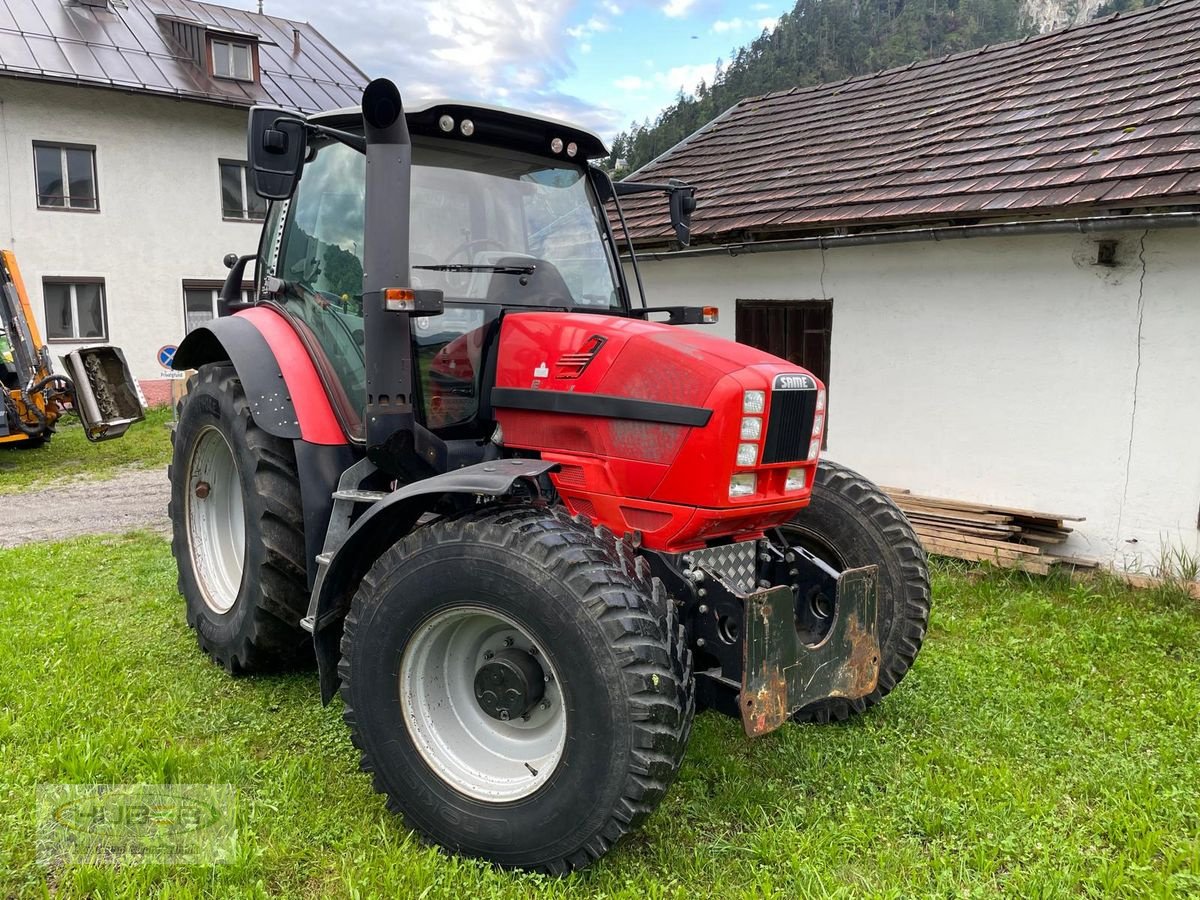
[{"left": 36, "top": 784, "right": 235, "bottom": 866}]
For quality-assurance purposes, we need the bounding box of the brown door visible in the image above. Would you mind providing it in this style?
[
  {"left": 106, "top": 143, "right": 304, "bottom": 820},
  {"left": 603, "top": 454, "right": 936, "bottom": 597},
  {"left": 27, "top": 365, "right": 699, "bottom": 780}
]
[{"left": 735, "top": 299, "right": 832, "bottom": 385}]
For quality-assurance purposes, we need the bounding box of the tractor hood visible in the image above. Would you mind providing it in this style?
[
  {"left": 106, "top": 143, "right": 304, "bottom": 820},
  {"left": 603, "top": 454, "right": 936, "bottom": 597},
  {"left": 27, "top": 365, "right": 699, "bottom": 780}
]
[{"left": 492, "top": 312, "right": 827, "bottom": 551}]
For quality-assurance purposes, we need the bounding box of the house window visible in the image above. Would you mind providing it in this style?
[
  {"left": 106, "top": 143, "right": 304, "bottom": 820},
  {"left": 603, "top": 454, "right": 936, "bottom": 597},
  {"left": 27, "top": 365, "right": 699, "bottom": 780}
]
[
  {"left": 219, "top": 160, "right": 267, "bottom": 220},
  {"left": 43, "top": 280, "right": 107, "bottom": 341},
  {"left": 33, "top": 143, "right": 98, "bottom": 210},
  {"left": 184, "top": 281, "right": 253, "bottom": 333},
  {"left": 211, "top": 39, "right": 253, "bottom": 81},
  {"left": 736, "top": 299, "right": 832, "bottom": 444}
]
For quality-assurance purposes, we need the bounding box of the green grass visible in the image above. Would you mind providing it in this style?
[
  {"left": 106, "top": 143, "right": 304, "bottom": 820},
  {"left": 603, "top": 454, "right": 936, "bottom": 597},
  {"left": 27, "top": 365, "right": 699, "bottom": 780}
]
[
  {"left": 0, "top": 407, "right": 173, "bottom": 495},
  {"left": 1, "top": 537, "right": 1198, "bottom": 898}
]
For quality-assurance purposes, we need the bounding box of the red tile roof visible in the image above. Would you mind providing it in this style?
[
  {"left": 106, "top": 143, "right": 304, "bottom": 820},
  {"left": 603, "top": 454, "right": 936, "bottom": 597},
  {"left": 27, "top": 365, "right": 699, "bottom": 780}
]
[
  {"left": 616, "top": 0, "right": 1200, "bottom": 248},
  {"left": 0, "top": 0, "right": 365, "bottom": 112}
]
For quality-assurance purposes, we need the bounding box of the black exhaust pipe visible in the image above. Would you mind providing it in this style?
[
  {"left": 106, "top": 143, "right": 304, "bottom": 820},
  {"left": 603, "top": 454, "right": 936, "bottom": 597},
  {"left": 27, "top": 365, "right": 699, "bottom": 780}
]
[{"left": 359, "top": 79, "right": 442, "bottom": 477}]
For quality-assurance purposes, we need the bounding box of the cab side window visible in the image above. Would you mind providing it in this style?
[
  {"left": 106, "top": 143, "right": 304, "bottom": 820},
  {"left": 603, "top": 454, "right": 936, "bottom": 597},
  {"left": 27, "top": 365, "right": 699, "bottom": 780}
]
[{"left": 276, "top": 141, "right": 367, "bottom": 426}]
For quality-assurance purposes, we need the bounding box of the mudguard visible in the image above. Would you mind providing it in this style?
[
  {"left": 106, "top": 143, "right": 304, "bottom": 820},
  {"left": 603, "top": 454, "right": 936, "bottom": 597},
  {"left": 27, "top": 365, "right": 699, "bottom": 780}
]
[
  {"left": 310, "top": 457, "right": 558, "bottom": 702},
  {"left": 172, "top": 307, "right": 344, "bottom": 445}
]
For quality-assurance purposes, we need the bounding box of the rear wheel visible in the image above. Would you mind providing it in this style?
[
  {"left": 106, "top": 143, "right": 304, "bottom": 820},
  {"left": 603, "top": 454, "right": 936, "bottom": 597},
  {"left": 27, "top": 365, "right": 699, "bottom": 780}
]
[
  {"left": 339, "top": 505, "right": 693, "bottom": 873},
  {"left": 169, "top": 363, "right": 311, "bottom": 673},
  {"left": 779, "top": 460, "right": 930, "bottom": 724}
]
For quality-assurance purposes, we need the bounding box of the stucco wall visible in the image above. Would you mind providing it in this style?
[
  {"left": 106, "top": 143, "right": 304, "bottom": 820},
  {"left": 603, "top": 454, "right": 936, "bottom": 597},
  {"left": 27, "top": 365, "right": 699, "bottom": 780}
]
[
  {"left": 625, "top": 228, "right": 1200, "bottom": 567},
  {"left": 0, "top": 78, "right": 262, "bottom": 388}
]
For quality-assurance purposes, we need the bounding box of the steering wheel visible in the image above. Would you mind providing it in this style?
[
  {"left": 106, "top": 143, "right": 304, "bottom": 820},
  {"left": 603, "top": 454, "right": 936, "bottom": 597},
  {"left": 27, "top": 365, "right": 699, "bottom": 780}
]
[{"left": 445, "top": 238, "right": 508, "bottom": 292}]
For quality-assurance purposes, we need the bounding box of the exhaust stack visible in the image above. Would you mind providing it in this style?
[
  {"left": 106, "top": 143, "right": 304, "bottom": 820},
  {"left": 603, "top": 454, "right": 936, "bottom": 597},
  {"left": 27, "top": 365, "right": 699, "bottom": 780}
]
[{"left": 359, "top": 79, "right": 443, "bottom": 475}]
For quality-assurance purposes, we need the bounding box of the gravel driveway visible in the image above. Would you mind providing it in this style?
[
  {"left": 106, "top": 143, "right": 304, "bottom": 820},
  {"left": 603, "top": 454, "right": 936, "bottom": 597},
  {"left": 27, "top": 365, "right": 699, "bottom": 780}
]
[{"left": 0, "top": 468, "right": 170, "bottom": 548}]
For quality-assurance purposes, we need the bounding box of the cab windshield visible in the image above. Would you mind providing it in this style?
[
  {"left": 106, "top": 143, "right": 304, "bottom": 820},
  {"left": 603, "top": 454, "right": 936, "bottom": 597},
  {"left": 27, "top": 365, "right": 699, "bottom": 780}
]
[{"left": 277, "top": 137, "right": 622, "bottom": 315}]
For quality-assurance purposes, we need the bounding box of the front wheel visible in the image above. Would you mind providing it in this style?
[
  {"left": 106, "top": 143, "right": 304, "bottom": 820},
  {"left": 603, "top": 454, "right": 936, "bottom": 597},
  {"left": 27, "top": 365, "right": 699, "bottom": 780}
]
[
  {"left": 339, "top": 505, "right": 693, "bottom": 873},
  {"left": 780, "top": 460, "right": 931, "bottom": 724}
]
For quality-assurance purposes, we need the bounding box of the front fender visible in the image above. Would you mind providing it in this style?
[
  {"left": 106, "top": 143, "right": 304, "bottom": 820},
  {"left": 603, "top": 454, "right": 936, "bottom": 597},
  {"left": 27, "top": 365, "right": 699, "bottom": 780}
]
[
  {"left": 311, "top": 458, "right": 558, "bottom": 703},
  {"left": 173, "top": 307, "right": 344, "bottom": 445}
]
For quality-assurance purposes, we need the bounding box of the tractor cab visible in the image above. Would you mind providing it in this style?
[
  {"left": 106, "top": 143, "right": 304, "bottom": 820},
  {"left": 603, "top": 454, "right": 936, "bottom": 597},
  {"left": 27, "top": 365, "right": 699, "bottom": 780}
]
[{"left": 245, "top": 101, "right": 641, "bottom": 447}]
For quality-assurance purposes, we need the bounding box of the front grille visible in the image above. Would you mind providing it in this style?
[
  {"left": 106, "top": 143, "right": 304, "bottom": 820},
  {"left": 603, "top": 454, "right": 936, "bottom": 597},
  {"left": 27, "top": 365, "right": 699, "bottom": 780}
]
[{"left": 761, "top": 389, "right": 817, "bottom": 463}]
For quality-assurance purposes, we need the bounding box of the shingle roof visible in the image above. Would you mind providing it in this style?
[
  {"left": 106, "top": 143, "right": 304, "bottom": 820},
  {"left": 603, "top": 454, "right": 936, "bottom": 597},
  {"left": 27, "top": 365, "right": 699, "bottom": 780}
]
[
  {"left": 0, "top": 0, "right": 366, "bottom": 113},
  {"left": 616, "top": 0, "right": 1200, "bottom": 248}
]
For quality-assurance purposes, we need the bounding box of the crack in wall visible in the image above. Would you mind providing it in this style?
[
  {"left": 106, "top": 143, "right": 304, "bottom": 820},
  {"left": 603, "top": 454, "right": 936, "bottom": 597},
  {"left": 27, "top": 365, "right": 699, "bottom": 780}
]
[{"left": 1115, "top": 229, "right": 1148, "bottom": 548}]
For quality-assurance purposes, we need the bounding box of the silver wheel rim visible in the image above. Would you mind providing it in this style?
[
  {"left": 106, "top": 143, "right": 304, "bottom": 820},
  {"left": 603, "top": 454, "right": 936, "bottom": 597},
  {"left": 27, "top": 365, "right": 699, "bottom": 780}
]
[
  {"left": 186, "top": 425, "right": 246, "bottom": 615},
  {"left": 400, "top": 607, "right": 567, "bottom": 802}
]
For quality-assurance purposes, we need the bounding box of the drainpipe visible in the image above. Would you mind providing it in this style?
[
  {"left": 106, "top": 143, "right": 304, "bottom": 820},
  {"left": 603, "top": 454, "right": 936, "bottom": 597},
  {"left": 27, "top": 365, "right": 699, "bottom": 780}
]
[{"left": 627, "top": 210, "right": 1200, "bottom": 263}]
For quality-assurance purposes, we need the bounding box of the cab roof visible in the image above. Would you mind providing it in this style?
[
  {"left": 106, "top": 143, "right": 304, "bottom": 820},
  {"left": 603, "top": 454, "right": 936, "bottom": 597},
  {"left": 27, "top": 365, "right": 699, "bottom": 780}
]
[{"left": 311, "top": 99, "right": 609, "bottom": 162}]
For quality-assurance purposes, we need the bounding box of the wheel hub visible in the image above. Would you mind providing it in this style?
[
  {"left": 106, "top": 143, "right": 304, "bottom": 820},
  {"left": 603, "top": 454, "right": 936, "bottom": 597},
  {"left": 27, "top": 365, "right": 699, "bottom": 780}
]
[{"left": 474, "top": 649, "right": 545, "bottom": 721}]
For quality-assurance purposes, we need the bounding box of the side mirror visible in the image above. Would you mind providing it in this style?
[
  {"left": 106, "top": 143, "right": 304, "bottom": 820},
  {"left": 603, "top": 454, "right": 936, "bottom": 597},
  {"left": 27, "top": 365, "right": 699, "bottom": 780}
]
[
  {"left": 247, "top": 105, "right": 307, "bottom": 200},
  {"left": 668, "top": 180, "right": 697, "bottom": 247}
]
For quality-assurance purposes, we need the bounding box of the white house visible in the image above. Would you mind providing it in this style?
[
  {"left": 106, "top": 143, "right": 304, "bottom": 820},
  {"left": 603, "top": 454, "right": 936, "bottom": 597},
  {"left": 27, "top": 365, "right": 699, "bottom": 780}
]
[
  {"left": 617, "top": 0, "right": 1200, "bottom": 570},
  {"left": 0, "top": 0, "right": 364, "bottom": 404}
]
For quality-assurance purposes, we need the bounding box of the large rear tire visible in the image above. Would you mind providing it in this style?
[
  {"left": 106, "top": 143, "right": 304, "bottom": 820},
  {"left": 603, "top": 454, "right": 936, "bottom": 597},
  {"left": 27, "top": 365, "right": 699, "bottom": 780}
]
[
  {"left": 339, "top": 505, "right": 694, "bottom": 873},
  {"left": 781, "top": 460, "right": 930, "bottom": 724},
  {"left": 169, "top": 363, "right": 311, "bottom": 673}
]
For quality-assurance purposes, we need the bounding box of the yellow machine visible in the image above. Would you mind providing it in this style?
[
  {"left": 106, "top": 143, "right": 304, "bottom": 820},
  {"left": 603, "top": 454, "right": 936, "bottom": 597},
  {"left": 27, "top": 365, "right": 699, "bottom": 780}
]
[{"left": 1, "top": 249, "right": 145, "bottom": 445}]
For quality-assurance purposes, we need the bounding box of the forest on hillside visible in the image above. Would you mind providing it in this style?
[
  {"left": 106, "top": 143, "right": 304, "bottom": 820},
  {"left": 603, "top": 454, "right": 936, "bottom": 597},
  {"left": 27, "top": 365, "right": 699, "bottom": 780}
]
[{"left": 605, "top": 0, "right": 1160, "bottom": 176}]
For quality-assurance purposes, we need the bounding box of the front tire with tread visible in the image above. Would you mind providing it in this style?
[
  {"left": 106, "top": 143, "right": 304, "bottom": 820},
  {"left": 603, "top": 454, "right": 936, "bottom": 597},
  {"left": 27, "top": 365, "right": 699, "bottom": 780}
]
[
  {"left": 339, "top": 504, "right": 694, "bottom": 874},
  {"left": 785, "top": 459, "right": 930, "bottom": 724}
]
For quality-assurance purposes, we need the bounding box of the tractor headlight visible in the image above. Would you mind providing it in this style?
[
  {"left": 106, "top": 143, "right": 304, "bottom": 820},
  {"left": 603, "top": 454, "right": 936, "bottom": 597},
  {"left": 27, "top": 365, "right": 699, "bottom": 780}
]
[
  {"left": 808, "top": 437, "right": 821, "bottom": 460},
  {"left": 785, "top": 468, "right": 806, "bottom": 491},
  {"left": 740, "top": 416, "right": 762, "bottom": 440},
  {"left": 736, "top": 443, "right": 758, "bottom": 466},
  {"left": 743, "top": 390, "right": 765, "bottom": 414},
  {"left": 729, "top": 473, "right": 756, "bottom": 498},
  {"left": 816, "top": 388, "right": 826, "bottom": 413}
]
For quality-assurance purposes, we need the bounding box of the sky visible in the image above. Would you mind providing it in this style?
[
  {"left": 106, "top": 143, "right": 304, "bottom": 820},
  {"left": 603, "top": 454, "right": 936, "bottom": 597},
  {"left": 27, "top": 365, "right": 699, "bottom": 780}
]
[{"left": 241, "top": 0, "right": 791, "bottom": 144}]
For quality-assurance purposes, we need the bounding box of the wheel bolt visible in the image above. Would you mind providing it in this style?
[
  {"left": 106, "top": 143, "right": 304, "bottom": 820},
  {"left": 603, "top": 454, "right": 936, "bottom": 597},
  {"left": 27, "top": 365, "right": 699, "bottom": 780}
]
[
  {"left": 698, "top": 604, "right": 709, "bottom": 614},
  {"left": 194, "top": 481, "right": 211, "bottom": 499},
  {"left": 696, "top": 637, "right": 706, "bottom": 647},
  {"left": 503, "top": 637, "right": 514, "bottom": 647},
  {"left": 499, "top": 710, "right": 510, "bottom": 721},
  {"left": 539, "top": 700, "right": 550, "bottom": 710},
  {"left": 483, "top": 650, "right": 494, "bottom": 660}
]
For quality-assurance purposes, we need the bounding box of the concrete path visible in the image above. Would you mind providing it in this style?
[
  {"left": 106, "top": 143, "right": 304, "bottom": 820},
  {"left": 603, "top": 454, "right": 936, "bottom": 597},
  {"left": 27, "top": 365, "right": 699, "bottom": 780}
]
[{"left": 0, "top": 468, "right": 170, "bottom": 548}]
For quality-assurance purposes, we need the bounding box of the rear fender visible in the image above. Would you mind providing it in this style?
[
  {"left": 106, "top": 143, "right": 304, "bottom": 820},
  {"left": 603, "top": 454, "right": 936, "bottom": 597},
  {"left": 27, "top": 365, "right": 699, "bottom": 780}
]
[
  {"left": 311, "top": 458, "right": 557, "bottom": 703},
  {"left": 172, "top": 307, "right": 344, "bottom": 445}
]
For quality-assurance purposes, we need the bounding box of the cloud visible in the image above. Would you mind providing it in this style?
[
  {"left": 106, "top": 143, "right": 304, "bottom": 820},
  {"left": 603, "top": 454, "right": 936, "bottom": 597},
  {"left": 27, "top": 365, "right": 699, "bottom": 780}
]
[
  {"left": 661, "top": 0, "right": 697, "bottom": 18},
  {"left": 269, "top": 0, "right": 622, "bottom": 135},
  {"left": 661, "top": 61, "right": 721, "bottom": 93},
  {"left": 602, "top": 0, "right": 623, "bottom": 13},
  {"left": 711, "top": 17, "right": 745, "bottom": 33},
  {"left": 614, "top": 60, "right": 723, "bottom": 97},
  {"left": 712, "top": 15, "right": 777, "bottom": 34}
]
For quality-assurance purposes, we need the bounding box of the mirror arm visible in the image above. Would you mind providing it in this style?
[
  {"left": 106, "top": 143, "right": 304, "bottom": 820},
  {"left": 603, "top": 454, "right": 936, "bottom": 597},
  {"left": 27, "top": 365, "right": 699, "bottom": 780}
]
[
  {"left": 271, "top": 115, "right": 366, "bottom": 153},
  {"left": 217, "top": 254, "right": 256, "bottom": 318}
]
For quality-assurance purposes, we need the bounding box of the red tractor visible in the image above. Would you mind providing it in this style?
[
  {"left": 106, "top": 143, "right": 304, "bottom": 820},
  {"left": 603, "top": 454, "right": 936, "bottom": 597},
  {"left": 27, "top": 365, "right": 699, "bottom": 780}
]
[{"left": 165, "top": 80, "right": 929, "bottom": 872}]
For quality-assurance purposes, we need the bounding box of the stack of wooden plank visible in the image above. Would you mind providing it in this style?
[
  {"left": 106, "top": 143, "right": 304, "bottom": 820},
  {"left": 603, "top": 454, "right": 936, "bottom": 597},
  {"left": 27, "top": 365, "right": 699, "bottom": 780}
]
[{"left": 881, "top": 487, "right": 1090, "bottom": 575}]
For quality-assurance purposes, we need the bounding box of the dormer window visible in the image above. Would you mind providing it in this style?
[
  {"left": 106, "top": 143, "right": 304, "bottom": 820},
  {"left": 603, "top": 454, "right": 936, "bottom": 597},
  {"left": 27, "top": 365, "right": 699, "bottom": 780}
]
[{"left": 211, "top": 38, "right": 254, "bottom": 82}]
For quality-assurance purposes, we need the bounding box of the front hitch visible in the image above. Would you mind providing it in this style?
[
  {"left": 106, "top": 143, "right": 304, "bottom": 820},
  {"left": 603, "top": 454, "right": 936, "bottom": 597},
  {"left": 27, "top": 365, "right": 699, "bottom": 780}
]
[
  {"left": 740, "top": 566, "right": 879, "bottom": 735},
  {"left": 649, "top": 540, "right": 881, "bottom": 736}
]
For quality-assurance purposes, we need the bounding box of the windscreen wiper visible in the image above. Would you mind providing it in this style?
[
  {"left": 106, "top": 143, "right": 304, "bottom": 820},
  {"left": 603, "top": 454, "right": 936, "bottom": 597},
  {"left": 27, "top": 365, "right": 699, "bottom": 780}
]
[{"left": 413, "top": 264, "right": 537, "bottom": 275}]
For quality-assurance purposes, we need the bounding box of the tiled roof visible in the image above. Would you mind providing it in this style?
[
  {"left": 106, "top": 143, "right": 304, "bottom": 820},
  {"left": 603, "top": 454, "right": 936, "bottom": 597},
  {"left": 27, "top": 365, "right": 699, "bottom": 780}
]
[
  {"left": 616, "top": 0, "right": 1200, "bottom": 248},
  {"left": 0, "top": 0, "right": 366, "bottom": 112}
]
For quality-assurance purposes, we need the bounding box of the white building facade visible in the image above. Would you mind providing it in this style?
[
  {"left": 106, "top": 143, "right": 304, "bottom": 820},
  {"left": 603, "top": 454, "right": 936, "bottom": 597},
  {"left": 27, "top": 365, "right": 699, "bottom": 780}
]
[
  {"left": 628, "top": 226, "right": 1200, "bottom": 566},
  {"left": 0, "top": 0, "right": 364, "bottom": 403}
]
